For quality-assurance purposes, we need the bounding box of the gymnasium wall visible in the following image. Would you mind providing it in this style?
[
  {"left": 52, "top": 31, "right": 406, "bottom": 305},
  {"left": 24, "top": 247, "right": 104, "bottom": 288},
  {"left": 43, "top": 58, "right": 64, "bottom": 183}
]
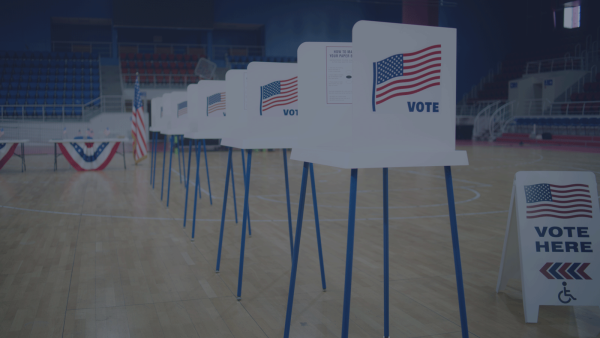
[{"left": 0, "top": 0, "right": 111, "bottom": 51}]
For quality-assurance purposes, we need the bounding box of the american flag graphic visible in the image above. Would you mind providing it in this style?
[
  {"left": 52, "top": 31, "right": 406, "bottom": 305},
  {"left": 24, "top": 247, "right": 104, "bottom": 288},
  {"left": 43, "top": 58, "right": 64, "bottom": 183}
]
[
  {"left": 132, "top": 75, "right": 148, "bottom": 164},
  {"left": 177, "top": 101, "right": 188, "bottom": 117},
  {"left": 207, "top": 92, "right": 225, "bottom": 116},
  {"left": 524, "top": 183, "right": 593, "bottom": 219},
  {"left": 260, "top": 77, "right": 297, "bottom": 115},
  {"left": 372, "top": 45, "right": 441, "bottom": 111}
]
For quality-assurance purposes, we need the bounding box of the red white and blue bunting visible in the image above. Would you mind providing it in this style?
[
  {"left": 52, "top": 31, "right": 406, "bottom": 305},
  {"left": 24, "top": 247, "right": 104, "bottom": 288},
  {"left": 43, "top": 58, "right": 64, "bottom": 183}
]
[
  {"left": 0, "top": 143, "right": 18, "bottom": 170},
  {"left": 58, "top": 141, "right": 121, "bottom": 171}
]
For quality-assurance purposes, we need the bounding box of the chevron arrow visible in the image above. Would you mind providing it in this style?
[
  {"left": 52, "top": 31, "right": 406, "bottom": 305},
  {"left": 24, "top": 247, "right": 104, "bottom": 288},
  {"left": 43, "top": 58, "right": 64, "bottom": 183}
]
[
  {"left": 567, "top": 263, "right": 582, "bottom": 280},
  {"left": 558, "top": 263, "right": 573, "bottom": 279},
  {"left": 578, "top": 263, "right": 592, "bottom": 280},
  {"left": 549, "top": 262, "right": 563, "bottom": 279},
  {"left": 540, "top": 262, "right": 554, "bottom": 279}
]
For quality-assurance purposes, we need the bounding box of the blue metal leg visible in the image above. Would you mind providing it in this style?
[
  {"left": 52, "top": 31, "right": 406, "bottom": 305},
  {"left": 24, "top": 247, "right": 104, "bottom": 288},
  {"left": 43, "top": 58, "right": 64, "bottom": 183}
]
[
  {"left": 444, "top": 166, "right": 470, "bottom": 338},
  {"left": 191, "top": 140, "right": 202, "bottom": 241},
  {"left": 160, "top": 135, "right": 167, "bottom": 200},
  {"left": 283, "top": 149, "right": 293, "bottom": 259},
  {"left": 341, "top": 168, "right": 358, "bottom": 338},
  {"left": 167, "top": 136, "right": 174, "bottom": 207},
  {"left": 198, "top": 141, "right": 202, "bottom": 200},
  {"left": 241, "top": 149, "right": 252, "bottom": 235},
  {"left": 181, "top": 136, "right": 186, "bottom": 186},
  {"left": 230, "top": 148, "right": 238, "bottom": 224},
  {"left": 183, "top": 138, "right": 194, "bottom": 228},
  {"left": 150, "top": 132, "right": 154, "bottom": 184},
  {"left": 203, "top": 139, "right": 213, "bottom": 205},
  {"left": 216, "top": 148, "right": 233, "bottom": 272},
  {"left": 310, "top": 163, "right": 327, "bottom": 291},
  {"left": 383, "top": 168, "right": 389, "bottom": 338},
  {"left": 177, "top": 136, "right": 182, "bottom": 184},
  {"left": 236, "top": 149, "right": 252, "bottom": 300},
  {"left": 152, "top": 133, "right": 158, "bottom": 189},
  {"left": 282, "top": 162, "right": 310, "bottom": 338}
]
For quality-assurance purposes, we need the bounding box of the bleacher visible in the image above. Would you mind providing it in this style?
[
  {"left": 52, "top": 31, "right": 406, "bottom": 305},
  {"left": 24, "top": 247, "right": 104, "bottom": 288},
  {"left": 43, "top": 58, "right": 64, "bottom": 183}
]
[
  {"left": 0, "top": 51, "right": 100, "bottom": 118},
  {"left": 227, "top": 55, "right": 297, "bottom": 69},
  {"left": 120, "top": 53, "right": 201, "bottom": 85},
  {"left": 496, "top": 117, "right": 600, "bottom": 147},
  {"left": 570, "top": 73, "right": 600, "bottom": 102}
]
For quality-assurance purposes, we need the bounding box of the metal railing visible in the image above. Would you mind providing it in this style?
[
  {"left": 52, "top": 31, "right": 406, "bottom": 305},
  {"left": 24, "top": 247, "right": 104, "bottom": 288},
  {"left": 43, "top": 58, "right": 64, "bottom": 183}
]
[
  {"left": 52, "top": 41, "right": 112, "bottom": 58},
  {"left": 503, "top": 114, "right": 600, "bottom": 136},
  {"left": 556, "top": 65, "right": 597, "bottom": 102},
  {"left": 0, "top": 97, "right": 101, "bottom": 122},
  {"left": 457, "top": 100, "right": 501, "bottom": 116},
  {"left": 121, "top": 73, "right": 200, "bottom": 88},
  {"left": 119, "top": 43, "right": 208, "bottom": 57},
  {"left": 0, "top": 95, "right": 134, "bottom": 121},
  {"left": 525, "top": 57, "right": 585, "bottom": 74},
  {"left": 471, "top": 101, "right": 505, "bottom": 140}
]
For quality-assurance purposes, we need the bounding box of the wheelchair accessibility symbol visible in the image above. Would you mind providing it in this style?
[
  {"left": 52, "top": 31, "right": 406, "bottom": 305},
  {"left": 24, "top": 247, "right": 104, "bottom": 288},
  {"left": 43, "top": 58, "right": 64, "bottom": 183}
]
[{"left": 558, "top": 282, "right": 577, "bottom": 304}]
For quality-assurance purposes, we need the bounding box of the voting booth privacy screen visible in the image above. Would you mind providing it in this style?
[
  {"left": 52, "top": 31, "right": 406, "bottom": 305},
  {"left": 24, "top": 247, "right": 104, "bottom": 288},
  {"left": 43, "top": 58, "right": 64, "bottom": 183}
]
[{"left": 150, "top": 97, "right": 163, "bottom": 132}]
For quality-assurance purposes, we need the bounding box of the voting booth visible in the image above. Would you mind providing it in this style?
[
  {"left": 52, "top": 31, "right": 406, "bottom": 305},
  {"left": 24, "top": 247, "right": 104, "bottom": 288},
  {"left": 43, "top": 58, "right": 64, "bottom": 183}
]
[
  {"left": 182, "top": 80, "right": 237, "bottom": 240},
  {"left": 284, "top": 21, "right": 469, "bottom": 338},
  {"left": 497, "top": 171, "right": 599, "bottom": 323},
  {"left": 217, "top": 67, "right": 327, "bottom": 302},
  {"left": 149, "top": 96, "right": 163, "bottom": 189}
]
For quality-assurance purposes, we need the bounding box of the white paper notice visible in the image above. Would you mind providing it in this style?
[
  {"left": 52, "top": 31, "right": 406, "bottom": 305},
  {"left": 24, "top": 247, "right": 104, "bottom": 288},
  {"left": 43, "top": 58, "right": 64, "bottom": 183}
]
[{"left": 326, "top": 46, "right": 352, "bottom": 104}]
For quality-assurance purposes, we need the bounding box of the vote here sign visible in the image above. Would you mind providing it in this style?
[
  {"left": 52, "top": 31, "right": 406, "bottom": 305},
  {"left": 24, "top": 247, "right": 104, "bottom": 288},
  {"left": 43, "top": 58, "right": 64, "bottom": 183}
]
[{"left": 497, "top": 171, "right": 599, "bottom": 323}]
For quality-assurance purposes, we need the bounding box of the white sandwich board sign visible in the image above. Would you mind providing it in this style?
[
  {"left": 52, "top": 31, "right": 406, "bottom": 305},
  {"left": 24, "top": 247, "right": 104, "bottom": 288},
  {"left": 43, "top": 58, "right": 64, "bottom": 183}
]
[
  {"left": 497, "top": 171, "right": 600, "bottom": 323},
  {"left": 221, "top": 62, "right": 298, "bottom": 149},
  {"left": 291, "top": 21, "right": 467, "bottom": 168}
]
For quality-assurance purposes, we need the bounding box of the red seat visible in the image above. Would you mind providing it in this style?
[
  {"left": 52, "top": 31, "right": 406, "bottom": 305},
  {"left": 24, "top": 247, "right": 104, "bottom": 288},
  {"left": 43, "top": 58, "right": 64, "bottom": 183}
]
[
  {"left": 135, "top": 53, "right": 143, "bottom": 60},
  {"left": 175, "top": 54, "right": 183, "bottom": 61},
  {"left": 152, "top": 54, "right": 159, "bottom": 62},
  {"left": 160, "top": 54, "right": 167, "bottom": 61},
  {"left": 184, "top": 54, "right": 191, "bottom": 62},
  {"left": 144, "top": 54, "right": 152, "bottom": 61},
  {"left": 168, "top": 54, "right": 175, "bottom": 61}
]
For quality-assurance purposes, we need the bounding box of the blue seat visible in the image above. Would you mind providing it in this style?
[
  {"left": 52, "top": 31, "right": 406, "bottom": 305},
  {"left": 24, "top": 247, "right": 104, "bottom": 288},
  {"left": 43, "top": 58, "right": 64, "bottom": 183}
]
[
  {"left": 83, "top": 83, "right": 91, "bottom": 91},
  {"left": 8, "top": 90, "right": 17, "bottom": 97},
  {"left": 25, "top": 107, "right": 35, "bottom": 116},
  {"left": 55, "top": 98, "right": 64, "bottom": 105},
  {"left": 46, "top": 75, "right": 56, "bottom": 82},
  {"left": 74, "top": 97, "right": 83, "bottom": 105},
  {"left": 36, "top": 83, "right": 45, "bottom": 90},
  {"left": 47, "top": 90, "right": 56, "bottom": 98},
  {"left": 45, "top": 98, "right": 55, "bottom": 105},
  {"left": 64, "top": 107, "right": 73, "bottom": 116},
  {"left": 26, "top": 98, "right": 35, "bottom": 104},
  {"left": 74, "top": 75, "right": 83, "bottom": 83},
  {"left": 9, "top": 81, "right": 18, "bottom": 89},
  {"left": 92, "top": 90, "right": 100, "bottom": 97},
  {"left": 91, "top": 75, "right": 100, "bottom": 83},
  {"left": 4, "top": 107, "right": 15, "bottom": 116},
  {"left": 65, "top": 68, "right": 74, "bottom": 76},
  {"left": 65, "top": 83, "right": 74, "bottom": 91},
  {"left": 1, "top": 74, "right": 10, "bottom": 82},
  {"left": 41, "top": 51, "right": 50, "bottom": 59},
  {"left": 74, "top": 107, "right": 82, "bottom": 116},
  {"left": 30, "top": 75, "right": 38, "bottom": 82},
  {"left": 92, "top": 83, "right": 99, "bottom": 90},
  {"left": 83, "top": 92, "right": 91, "bottom": 101},
  {"left": 17, "top": 90, "right": 27, "bottom": 97},
  {"left": 83, "top": 75, "right": 91, "bottom": 83},
  {"left": 0, "top": 90, "right": 7, "bottom": 98},
  {"left": 45, "top": 107, "right": 54, "bottom": 117},
  {"left": 65, "top": 98, "right": 74, "bottom": 105},
  {"left": 66, "top": 60, "right": 74, "bottom": 67},
  {"left": 14, "top": 107, "right": 23, "bottom": 116},
  {"left": 92, "top": 68, "right": 99, "bottom": 75},
  {"left": 16, "top": 98, "right": 25, "bottom": 104},
  {"left": 7, "top": 98, "right": 16, "bottom": 105},
  {"left": 47, "top": 68, "right": 57, "bottom": 75},
  {"left": 35, "top": 106, "right": 43, "bottom": 117},
  {"left": 57, "top": 75, "right": 66, "bottom": 83},
  {"left": 74, "top": 90, "right": 82, "bottom": 98}
]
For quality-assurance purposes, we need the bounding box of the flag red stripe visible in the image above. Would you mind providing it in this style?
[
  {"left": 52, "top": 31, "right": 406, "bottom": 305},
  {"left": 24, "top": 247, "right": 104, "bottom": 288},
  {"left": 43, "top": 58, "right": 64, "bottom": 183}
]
[
  {"left": 543, "top": 199, "right": 592, "bottom": 204},
  {"left": 550, "top": 189, "right": 590, "bottom": 193},
  {"left": 376, "top": 70, "right": 441, "bottom": 91},
  {"left": 403, "top": 45, "right": 441, "bottom": 57},
  {"left": 404, "top": 57, "right": 442, "bottom": 70},
  {"left": 262, "top": 98, "right": 298, "bottom": 112},
  {"left": 527, "top": 209, "right": 592, "bottom": 214},
  {"left": 376, "top": 83, "right": 440, "bottom": 105},
  {"left": 263, "top": 96, "right": 298, "bottom": 110},
  {"left": 376, "top": 76, "right": 440, "bottom": 98},
  {"left": 527, "top": 203, "right": 592, "bottom": 209},
  {"left": 279, "top": 87, "right": 297, "bottom": 95},
  {"left": 404, "top": 51, "right": 442, "bottom": 63},
  {"left": 552, "top": 193, "right": 591, "bottom": 198},
  {"left": 550, "top": 184, "right": 588, "bottom": 188},
  {"left": 281, "top": 77, "right": 297, "bottom": 83},
  {"left": 281, "top": 81, "right": 297, "bottom": 89},
  {"left": 403, "top": 63, "right": 441, "bottom": 76},
  {"left": 527, "top": 214, "right": 592, "bottom": 219}
]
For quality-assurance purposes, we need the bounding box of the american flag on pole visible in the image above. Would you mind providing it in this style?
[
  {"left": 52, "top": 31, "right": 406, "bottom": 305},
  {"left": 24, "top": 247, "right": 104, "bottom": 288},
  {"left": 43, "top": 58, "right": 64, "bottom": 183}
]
[
  {"left": 524, "top": 183, "right": 593, "bottom": 219},
  {"left": 207, "top": 92, "right": 225, "bottom": 116},
  {"left": 260, "top": 77, "right": 297, "bottom": 115},
  {"left": 372, "top": 45, "right": 441, "bottom": 111},
  {"left": 132, "top": 74, "right": 148, "bottom": 164}
]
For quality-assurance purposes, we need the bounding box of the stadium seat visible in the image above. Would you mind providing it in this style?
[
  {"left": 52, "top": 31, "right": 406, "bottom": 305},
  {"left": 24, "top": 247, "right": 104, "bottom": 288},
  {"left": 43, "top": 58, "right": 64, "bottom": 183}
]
[
  {"left": 74, "top": 107, "right": 82, "bottom": 116},
  {"left": 64, "top": 107, "right": 73, "bottom": 117},
  {"left": 25, "top": 107, "right": 34, "bottom": 116}
]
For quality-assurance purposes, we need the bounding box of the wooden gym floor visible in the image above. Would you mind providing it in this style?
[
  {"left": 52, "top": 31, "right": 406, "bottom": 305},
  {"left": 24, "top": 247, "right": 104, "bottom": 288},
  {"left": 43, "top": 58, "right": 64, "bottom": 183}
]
[{"left": 0, "top": 144, "right": 599, "bottom": 338}]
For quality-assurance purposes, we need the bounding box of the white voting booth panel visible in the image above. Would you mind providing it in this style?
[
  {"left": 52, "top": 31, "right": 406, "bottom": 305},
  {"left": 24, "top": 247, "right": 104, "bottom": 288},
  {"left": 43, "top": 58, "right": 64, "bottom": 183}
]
[
  {"left": 163, "top": 91, "right": 189, "bottom": 135},
  {"left": 497, "top": 171, "right": 600, "bottom": 323},
  {"left": 291, "top": 21, "right": 467, "bottom": 169},
  {"left": 221, "top": 62, "right": 299, "bottom": 150},
  {"left": 160, "top": 93, "right": 174, "bottom": 134},
  {"left": 150, "top": 97, "right": 162, "bottom": 132},
  {"left": 224, "top": 70, "right": 249, "bottom": 133},
  {"left": 185, "top": 80, "right": 228, "bottom": 139}
]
